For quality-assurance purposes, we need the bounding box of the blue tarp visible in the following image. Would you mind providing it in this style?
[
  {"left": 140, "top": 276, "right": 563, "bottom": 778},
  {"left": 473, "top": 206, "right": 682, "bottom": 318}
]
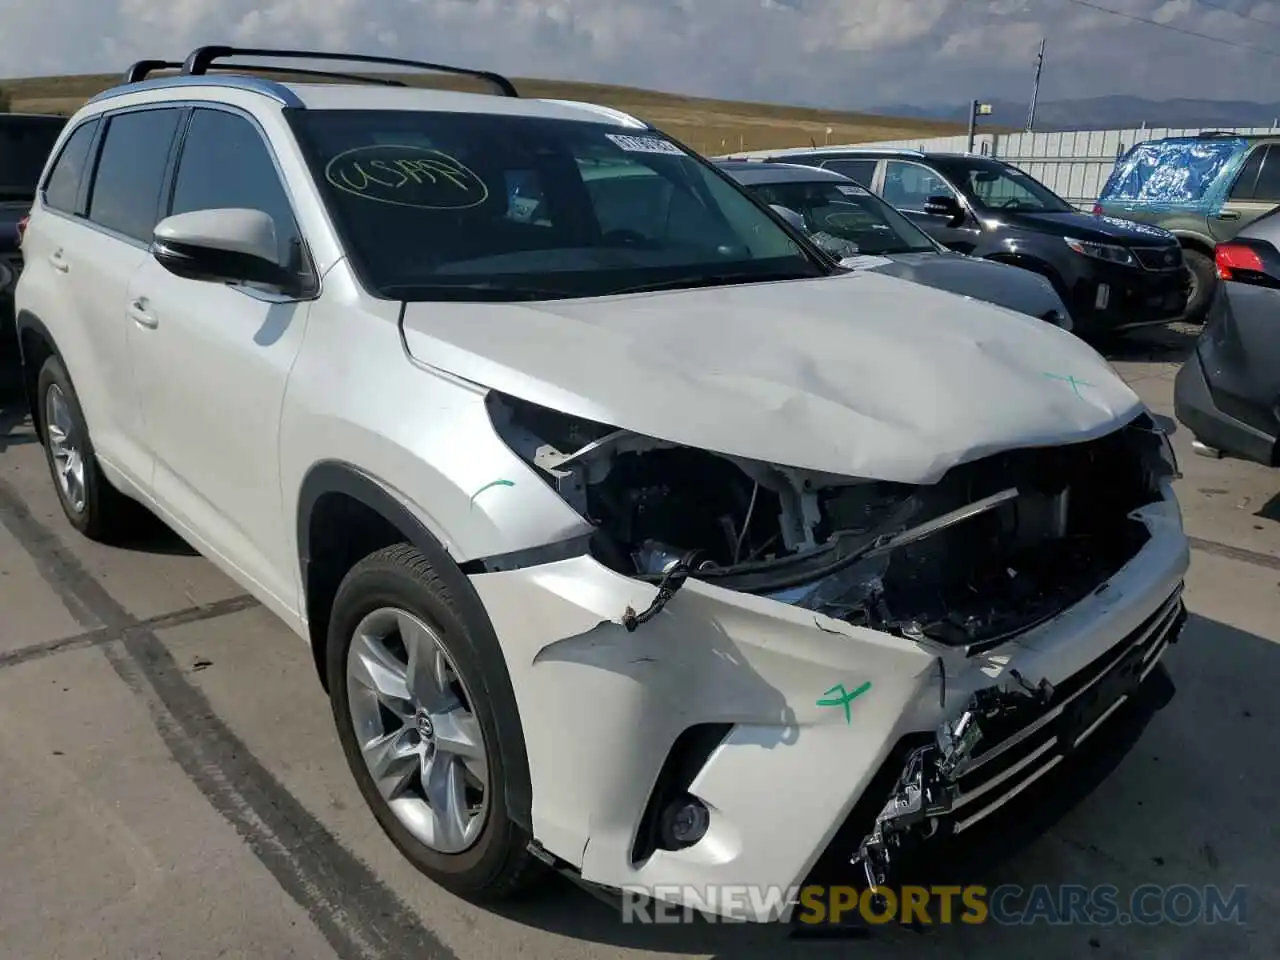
[{"left": 1100, "top": 137, "right": 1246, "bottom": 210}]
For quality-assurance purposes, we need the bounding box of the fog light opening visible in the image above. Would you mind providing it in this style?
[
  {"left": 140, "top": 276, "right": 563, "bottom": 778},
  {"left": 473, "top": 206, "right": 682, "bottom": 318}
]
[{"left": 659, "top": 796, "right": 710, "bottom": 849}]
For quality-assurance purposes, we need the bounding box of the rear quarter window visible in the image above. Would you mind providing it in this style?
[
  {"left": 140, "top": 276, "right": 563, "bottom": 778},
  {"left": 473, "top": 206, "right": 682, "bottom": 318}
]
[{"left": 1100, "top": 139, "right": 1245, "bottom": 205}]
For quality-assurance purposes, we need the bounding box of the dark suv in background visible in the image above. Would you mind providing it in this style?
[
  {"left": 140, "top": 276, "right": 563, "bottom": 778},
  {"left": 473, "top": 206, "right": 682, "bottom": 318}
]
[
  {"left": 1, "top": 114, "right": 66, "bottom": 344},
  {"left": 721, "top": 147, "right": 1191, "bottom": 339}
]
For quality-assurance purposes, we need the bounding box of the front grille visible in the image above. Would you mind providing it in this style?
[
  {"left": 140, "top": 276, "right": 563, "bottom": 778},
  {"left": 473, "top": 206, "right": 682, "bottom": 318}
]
[
  {"left": 945, "top": 585, "right": 1185, "bottom": 832},
  {"left": 1132, "top": 245, "right": 1184, "bottom": 271}
]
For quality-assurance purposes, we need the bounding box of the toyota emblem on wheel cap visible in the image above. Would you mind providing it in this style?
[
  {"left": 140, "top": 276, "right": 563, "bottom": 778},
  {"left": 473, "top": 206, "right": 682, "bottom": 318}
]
[{"left": 416, "top": 713, "right": 434, "bottom": 739}]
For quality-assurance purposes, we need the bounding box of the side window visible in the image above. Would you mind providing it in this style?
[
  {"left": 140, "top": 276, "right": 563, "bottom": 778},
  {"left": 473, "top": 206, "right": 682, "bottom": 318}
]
[
  {"left": 822, "top": 159, "right": 877, "bottom": 186},
  {"left": 42, "top": 118, "right": 99, "bottom": 214},
  {"left": 1246, "top": 146, "right": 1280, "bottom": 203},
  {"left": 881, "top": 160, "right": 955, "bottom": 210},
  {"left": 169, "top": 108, "right": 304, "bottom": 269},
  {"left": 1228, "top": 147, "right": 1265, "bottom": 201},
  {"left": 87, "top": 108, "right": 181, "bottom": 242}
]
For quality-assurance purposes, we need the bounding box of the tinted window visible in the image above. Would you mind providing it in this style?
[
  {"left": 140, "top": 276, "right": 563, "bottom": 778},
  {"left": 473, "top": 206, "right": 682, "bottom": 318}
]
[
  {"left": 1229, "top": 147, "right": 1265, "bottom": 200},
  {"left": 0, "top": 117, "right": 67, "bottom": 198},
  {"left": 821, "top": 159, "right": 877, "bottom": 186},
  {"left": 880, "top": 160, "right": 957, "bottom": 210},
  {"left": 931, "top": 157, "right": 1075, "bottom": 213},
  {"left": 87, "top": 108, "right": 181, "bottom": 242},
  {"left": 42, "top": 118, "right": 98, "bottom": 213},
  {"left": 170, "top": 108, "right": 303, "bottom": 268},
  {"left": 288, "top": 110, "right": 825, "bottom": 301},
  {"left": 745, "top": 179, "right": 935, "bottom": 256},
  {"left": 1247, "top": 146, "right": 1280, "bottom": 202}
]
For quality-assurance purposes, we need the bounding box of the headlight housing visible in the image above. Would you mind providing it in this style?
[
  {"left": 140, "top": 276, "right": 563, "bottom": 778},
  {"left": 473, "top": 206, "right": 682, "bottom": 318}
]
[{"left": 1064, "top": 237, "right": 1135, "bottom": 267}]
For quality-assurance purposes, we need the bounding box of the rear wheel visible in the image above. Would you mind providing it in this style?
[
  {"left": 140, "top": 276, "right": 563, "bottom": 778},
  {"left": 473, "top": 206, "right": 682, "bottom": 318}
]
[
  {"left": 36, "top": 355, "right": 136, "bottom": 542},
  {"left": 1182, "top": 248, "right": 1217, "bottom": 324},
  {"left": 327, "top": 544, "right": 541, "bottom": 899}
]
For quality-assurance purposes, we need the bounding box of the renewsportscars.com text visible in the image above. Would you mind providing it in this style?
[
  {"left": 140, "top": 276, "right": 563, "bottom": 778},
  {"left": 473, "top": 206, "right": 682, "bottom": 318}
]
[{"left": 619, "top": 883, "right": 1249, "bottom": 926}]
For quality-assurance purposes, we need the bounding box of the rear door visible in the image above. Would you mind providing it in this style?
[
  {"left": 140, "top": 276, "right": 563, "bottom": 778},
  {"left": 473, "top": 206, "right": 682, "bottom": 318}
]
[
  {"left": 1213, "top": 143, "right": 1280, "bottom": 242},
  {"left": 19, "top": 106, "right": 183, "bottom": 491},
  {"left": 817, "top": 157, "right": 879, "bottom": 188}
]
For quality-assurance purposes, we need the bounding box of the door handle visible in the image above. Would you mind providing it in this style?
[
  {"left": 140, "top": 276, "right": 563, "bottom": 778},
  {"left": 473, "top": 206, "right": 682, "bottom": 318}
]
[
  {"left": 128, "top": 297, "right": 157, "bottom": 329},
  {"left": 48, "top": 250, "right": 68, "bottom": 273},
  {"left": 1214, "top": 211, "right": 1242, "bottom": 221}
]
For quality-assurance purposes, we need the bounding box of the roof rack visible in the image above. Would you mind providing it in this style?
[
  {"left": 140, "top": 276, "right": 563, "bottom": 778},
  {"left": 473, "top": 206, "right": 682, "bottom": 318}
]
[
  {"left": 124, "top": 58, "right": 408, "bottom": 87},
  {"left": 176, "top": 46, "right": 518, "bottom": 97},
  {"left": 1195, "top": 130, "right": 1241, "bottom": 138}
]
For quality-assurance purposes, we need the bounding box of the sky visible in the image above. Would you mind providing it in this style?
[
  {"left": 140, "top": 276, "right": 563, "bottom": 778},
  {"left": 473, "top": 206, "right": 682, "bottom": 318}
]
[{"left": 2, "top": 0, "right": 1277, "bottom": 109}]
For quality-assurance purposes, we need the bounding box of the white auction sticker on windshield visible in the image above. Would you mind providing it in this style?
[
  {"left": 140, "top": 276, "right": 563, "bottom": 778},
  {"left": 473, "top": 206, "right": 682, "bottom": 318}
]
[
  {"left": 605, "top": 134, "right": 685, "bottom": 155},
  {"left": 836, "top": 184, "right": 869, "bottom": 195}
]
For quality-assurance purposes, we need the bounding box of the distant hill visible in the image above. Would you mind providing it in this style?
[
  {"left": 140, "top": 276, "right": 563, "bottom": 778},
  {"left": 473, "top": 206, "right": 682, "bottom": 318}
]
[
  {"left": 0, "top": 71, "right": 962, "bottom": 155},
  {"left": 870, "top": 96, "right": 1280, "bottom": 132}
]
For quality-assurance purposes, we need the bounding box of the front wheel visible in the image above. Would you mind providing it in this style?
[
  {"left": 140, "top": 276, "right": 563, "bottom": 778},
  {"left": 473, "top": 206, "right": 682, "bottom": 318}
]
[{"left": 326, "top": 544, "right": 541, "bottom": 899}]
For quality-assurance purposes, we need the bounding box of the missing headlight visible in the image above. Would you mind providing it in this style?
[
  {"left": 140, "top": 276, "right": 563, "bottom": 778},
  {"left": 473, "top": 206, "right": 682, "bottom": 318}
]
[{"left": 486, "top": 393, "right": 1166, "bottom": 648}]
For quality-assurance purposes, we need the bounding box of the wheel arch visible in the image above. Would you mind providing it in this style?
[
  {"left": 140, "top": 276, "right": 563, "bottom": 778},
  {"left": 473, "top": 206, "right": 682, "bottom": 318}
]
[
  {"left": 1171, "top": 232, "right": 1215, "bottom": 257},
  {"left": 14, "top": 309, "right": 61, "bottom": 443},
  {"left": 983, "top": 253, "right": 1066, "bottom": 295},
  {"left": 296, "top": 459, "right": 534, "bottom": 832}
]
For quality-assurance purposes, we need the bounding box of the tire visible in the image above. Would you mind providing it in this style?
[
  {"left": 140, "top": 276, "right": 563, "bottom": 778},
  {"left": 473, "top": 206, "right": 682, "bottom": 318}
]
[
  {"left": 327, "top": 543, "right": 541, "bottom": 900},
  {"left": 35, "top": 354, "right": 136, "bottom": 542},
  {"left": 1183, "top": 248, "right": 1217, "bottom": 324}
]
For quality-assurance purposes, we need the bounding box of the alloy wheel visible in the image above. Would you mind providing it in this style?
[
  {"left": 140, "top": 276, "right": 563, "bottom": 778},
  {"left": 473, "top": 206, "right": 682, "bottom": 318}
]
[
  {"left": 345, "top": 607, "right": 490, "bottom": 854},
  {"left": 45, "top": 384, "right": 86, "bottom": 513}
]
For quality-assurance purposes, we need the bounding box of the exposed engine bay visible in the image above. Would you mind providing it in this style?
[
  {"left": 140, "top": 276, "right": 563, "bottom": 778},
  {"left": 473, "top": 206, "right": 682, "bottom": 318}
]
[{"left": 486, "top": 391, "right": 1178, "bottom": 650}]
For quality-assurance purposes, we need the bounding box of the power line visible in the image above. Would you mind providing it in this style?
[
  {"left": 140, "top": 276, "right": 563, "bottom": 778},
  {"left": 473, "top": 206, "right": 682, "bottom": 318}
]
[
  {"left": 1062, "top": 0, "right": 1280, "bottom": 59},
  {"left": 1195, "top": 0, "right": 1280, "bottom": 29}
]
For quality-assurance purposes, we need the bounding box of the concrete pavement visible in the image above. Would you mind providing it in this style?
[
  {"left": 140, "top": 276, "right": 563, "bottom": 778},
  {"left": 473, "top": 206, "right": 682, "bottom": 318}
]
[{"left": 0, "top": 331, "right": 1277, "bottom": 960}]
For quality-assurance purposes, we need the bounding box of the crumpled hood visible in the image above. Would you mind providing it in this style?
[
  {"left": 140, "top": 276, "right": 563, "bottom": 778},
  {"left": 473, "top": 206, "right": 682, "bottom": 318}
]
[
  {"left": 860, "top": 252, "right": 1063, "bottom": 320},
  {"left": 400, "top": 270, "right": 1143, "bottom": 484}
]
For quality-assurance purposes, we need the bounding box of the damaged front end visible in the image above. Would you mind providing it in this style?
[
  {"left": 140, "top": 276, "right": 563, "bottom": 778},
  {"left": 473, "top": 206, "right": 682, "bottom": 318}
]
[
  {"left": 485, "top": 390, "right": 1180, "bottom": 652},
  {"left": 855, "top": 586, "right": 1186, "bottom": 895}
]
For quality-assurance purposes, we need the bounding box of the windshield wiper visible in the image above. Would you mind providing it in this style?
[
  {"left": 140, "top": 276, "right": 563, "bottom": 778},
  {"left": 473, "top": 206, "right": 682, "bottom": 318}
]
[
  {"left": 610, "top": 270, "right": 816, "bottom": 295},
  {"left": 378, "top": 282, "right": 571, "bottom": 302}
]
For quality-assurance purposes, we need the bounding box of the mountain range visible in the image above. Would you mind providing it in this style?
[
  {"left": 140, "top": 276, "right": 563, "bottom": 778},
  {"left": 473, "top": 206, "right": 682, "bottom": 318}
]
[{"left": 869, "top": 96, "right": 1280, "bottom": 132}]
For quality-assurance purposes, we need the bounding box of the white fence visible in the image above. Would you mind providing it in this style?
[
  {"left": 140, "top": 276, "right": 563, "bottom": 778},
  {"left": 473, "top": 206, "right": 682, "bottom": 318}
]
[{"left": 729, "top": 125, "right": 1278, "bottom": 210}]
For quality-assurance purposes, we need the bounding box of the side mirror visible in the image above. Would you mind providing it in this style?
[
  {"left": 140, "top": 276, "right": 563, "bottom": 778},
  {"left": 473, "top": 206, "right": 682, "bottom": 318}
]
[
  {"left": 923, "top": 194, "right": 965, "bottom": 227},
  {"left": 769, "top": 204, "right": 808, "bottom": 233},
  {"left": 152, "top": 208, "right": 296, "bottom": 291}
]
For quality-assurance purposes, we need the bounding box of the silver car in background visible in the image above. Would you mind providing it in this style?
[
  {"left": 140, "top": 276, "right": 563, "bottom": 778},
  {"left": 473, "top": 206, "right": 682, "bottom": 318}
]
[{"left": 717, "top": 159, "right": 1074, "bottom": 331}]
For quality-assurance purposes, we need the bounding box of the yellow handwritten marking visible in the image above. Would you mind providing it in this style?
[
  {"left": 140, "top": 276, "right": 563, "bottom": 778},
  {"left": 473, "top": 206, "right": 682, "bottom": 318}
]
[{"left": 324, "top": 145, "right": 489, "bottom": 209}]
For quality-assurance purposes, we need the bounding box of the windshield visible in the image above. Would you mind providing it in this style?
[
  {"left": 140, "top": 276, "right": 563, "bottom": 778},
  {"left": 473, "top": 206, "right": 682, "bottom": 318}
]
[
  {"left": 287, "top": 110, "right": 827, "bottom": 301},
  {"left": 743, "top": 178, "right": 937, "bottom": 255},
  {"left": 0, "top": 117, "right": 66, "bottom": 199},
  {"left": 936, "top": 158, "right": 1075, "bottom": 213}
]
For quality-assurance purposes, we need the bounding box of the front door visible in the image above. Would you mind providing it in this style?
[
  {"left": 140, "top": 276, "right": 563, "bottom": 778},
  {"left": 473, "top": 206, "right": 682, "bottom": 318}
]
[
  {"left": 127, "top": 106, "right": 314, "bottom": 610},
  {"left": 880, "top": 159, "right": 981, "bottom": 252},
  {"left": 1213, "top": 143, "right": 1280, "bottom": 243}
]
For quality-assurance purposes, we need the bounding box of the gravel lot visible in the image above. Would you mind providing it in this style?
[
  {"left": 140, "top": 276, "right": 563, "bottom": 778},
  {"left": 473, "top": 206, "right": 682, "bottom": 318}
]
[{"left": 1, "top": 327, "right": 1276, "bottom": 960}]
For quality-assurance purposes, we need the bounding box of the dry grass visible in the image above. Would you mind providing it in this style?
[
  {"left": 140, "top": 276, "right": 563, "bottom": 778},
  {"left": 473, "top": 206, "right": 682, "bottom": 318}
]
[{"left": 0, "top": 70, "right": 962, "bottom": 153}]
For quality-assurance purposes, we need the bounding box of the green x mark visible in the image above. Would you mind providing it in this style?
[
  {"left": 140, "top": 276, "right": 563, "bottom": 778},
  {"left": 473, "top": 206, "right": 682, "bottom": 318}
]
[
  {"left": 816, "top": 681, "right": 872, "bottom": 724},
  {"left": 1043, "top": 372, "right": 1095, "bottom": 397}
]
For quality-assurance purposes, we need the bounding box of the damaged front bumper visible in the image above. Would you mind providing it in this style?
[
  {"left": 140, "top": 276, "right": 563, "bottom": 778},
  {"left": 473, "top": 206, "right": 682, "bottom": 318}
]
[
  {"left": 468, "top": 489, "right": 1189, "bottom": 922},
  {"left": 855, "top": 583, "right": 1186, "bottom": 897}
]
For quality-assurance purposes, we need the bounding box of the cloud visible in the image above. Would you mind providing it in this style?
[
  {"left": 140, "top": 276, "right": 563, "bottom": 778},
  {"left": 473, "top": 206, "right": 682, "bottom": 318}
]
[{"left": 1, "top": 0, "right": 1275, "bottom": 108}]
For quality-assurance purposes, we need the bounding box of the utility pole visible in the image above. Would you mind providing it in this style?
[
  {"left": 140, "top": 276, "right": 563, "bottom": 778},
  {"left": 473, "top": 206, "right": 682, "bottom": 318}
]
[{"left": 1025, "top": 37, "right": 1047, "bottom": 133}]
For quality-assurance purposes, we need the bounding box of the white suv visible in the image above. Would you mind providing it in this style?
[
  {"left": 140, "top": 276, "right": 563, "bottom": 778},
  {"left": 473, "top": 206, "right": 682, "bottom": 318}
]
[{"left": 15, "top": 46, "right": 1191, "bottom": 921}]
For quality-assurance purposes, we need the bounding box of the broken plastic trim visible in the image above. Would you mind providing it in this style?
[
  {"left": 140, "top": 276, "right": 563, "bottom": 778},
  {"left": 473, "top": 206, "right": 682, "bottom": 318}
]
[{"left": 851, "top": 589, "right": 1186, "bottom": 897}]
